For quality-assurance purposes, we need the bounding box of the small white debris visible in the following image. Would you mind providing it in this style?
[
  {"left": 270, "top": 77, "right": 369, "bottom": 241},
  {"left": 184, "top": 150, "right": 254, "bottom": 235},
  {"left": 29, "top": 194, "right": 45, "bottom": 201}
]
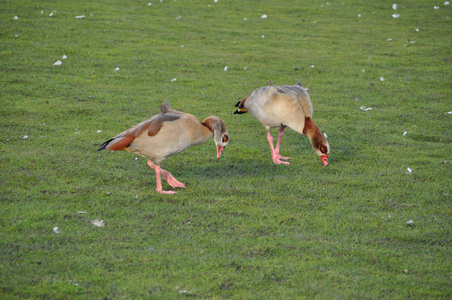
[
  {"left": 387, "top": 38, "right": 393, "bottom": 41},
  {"left": 406, "top": 219, "right": 414, "bottom": 225},
  {"left": 62, "top": 55, "right": 67, "bottom": 59},
  {"left": 97, "top": 130, "right": 102, "bottom": 133},
  {"left": 243, "top": 18, "right": 247, "bottom": 21},
  {"left": 53, "top": 227, "right": 60, "bottom": 233},
  {"left": 244, "top": 66, "right": 248, "bottom": 70},
  {"left": 181, "top": 45, "right": 184, "bottom": 47},
  {"left": 224, "top": 66, "right": 228, "bottom": 71},
  {"left": 41, "top": 11, "right": 43, "bottom": 14},
  {"left": 310, "top": 65, "right": 315, "bottom": 68},
  {"left": 171, "top": 78, "right": 177, "bottom": 82},
  {"left": 53, "top": 60, "right": 62, "bottom": 66},
  {"left": 49, "top": 12, "right": 54, "bottom": 17},
  {"left": 445, "top": 1, "right": 450, "bottom": 5},
  {"left": 362, "top": 69, "right": 365, "bottom": 72},
  {"left": 90, "top": 218, "right": 105, "bottom": 227},
  {"left": 446, "top": 111, "right": 452, "bottom": 114},
  {"left": 392, "top": 3, "right": 398, "bottom": 9},
  {"left": 75, "top": 15, "right": 85, "bottom": 19},
  {"left": 392, "top": 13, "right": 400, "bottom": 18},
  {"left": 434, "top": 6, "right": 440, "bottom": 9},
  {"left": 78, "top": 211, "right": 87, "bottom": 214},
  {"left": 415, "top": 28, "right": 420, "bottom": 32},
  {"left": 214, "top": 0, "right": 218, "bottom": 2},
  {"left": 261, "top": 35, "right": 265, "bottom": 38},
  {"left": 261, "top": 14, "right": 267, "bottom": 19},
  {"left": 380, "top": 76, "right": 385, "bottom": 81},
  {"left": 114, "top": 67, "right": 120, "bottom": 72},
  {"left": 403, "top": 131, "right": 408, "bottom": 136},
  {"left": 358, "top": 14, "right": 361, "bottom": 17},
  {"left": 14, "top": 16, "right": 18, "bottom": 20},
  {"left": 148, "top": 2, "right": 152, "bottom": 5},
  {"left": 323, "top": 133, "right": 328, "bottom": 138},
  {"left": 23, "top": 135, "right": 29, "bottom": 139},
  {"left": 360, "top": 106, "right": 372, "bottom": 111},
  {"left": 176, "top": 16, "right": 181, "bottom": 20},
  {"left": 410, "top": 41, "right": 416, "bottom": 44},
  {"left": 407, "top": 167, "right": 413, "bottom": 174}
]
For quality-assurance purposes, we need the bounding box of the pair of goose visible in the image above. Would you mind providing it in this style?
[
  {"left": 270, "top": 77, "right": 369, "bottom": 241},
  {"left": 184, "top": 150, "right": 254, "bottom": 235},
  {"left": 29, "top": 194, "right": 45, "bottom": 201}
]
[{"left": 98, "top": 81, "right": 330, "bottom": 194}]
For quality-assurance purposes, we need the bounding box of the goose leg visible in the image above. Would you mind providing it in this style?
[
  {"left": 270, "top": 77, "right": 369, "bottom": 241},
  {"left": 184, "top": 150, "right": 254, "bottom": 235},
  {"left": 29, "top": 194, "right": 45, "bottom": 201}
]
[
  {"left": 274, "top": 127, "right": 291, "bottom": 161},
  {"left": 267, "top": 132, "right": 290, "bottom": 165},
  {"left": 154, "top": 165, "right": 176, "bottom": 194},
  {"left": 147, "top": 160, "right": 185, "bottom": 190}
]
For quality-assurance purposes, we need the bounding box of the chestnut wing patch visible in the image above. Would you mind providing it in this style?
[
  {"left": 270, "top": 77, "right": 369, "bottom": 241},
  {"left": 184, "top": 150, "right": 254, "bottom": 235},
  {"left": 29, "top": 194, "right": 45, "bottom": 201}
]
[
  {"left": 103, "top": 114, "right": 181, "bottom": 151},
  {"left": 104, "top": 133, "right": 135, "bottom": 151},
  {"left": 147, "top": 114, "right": 181, "bottom": 137},
  {"left": 131, "top": 114, "right": 181, "bottom": 137}
]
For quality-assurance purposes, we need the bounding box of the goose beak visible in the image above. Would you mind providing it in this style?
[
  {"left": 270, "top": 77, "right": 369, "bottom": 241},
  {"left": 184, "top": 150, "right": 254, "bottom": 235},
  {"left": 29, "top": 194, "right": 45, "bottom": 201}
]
[
  {"left": 320, "top": 155, "right": 329, "bottom": 166},
  {"left": 217, "top": 145, "right": 225, "bottom": 159}
]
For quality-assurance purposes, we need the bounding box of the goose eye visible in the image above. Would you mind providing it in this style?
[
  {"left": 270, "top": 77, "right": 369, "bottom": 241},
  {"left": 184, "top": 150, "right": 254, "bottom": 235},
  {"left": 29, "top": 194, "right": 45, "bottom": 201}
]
[{"left": 222, "top": 135, "right": 229, "bottom": 143}]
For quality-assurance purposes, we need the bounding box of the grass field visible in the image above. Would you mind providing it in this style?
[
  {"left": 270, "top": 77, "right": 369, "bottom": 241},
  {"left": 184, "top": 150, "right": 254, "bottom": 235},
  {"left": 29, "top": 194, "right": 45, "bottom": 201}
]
[{"left": 1, "top": 0, "right": 451, "bottom": 298}]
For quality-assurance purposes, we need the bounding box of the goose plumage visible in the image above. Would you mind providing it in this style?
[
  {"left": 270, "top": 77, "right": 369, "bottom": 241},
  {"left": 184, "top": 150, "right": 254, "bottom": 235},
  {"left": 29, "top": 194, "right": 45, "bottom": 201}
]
[
  {"left": 98, "top": 100, "right": 229, "bottom": 194},
  {"left": 234, "top": 80, "right": 329, "bottom": 166}
]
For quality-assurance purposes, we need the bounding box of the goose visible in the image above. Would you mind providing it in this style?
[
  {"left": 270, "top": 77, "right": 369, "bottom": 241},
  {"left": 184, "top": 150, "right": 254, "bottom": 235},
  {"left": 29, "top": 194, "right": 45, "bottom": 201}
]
[
  {"left": 234, "top": 80, "right": 329, "bottom": 166},
  {"left": 98, "top": 100, "right": 229, "bottom": 194}
]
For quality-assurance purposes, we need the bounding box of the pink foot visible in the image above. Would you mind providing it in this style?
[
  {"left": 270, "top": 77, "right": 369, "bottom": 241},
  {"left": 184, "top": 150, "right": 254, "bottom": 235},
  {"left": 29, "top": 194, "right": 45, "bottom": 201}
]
[
  {"left": 274, "top": 153, "right": 291, "bottom": 161},
  {"left": 272, "top": 157, "right": 290, "bottom": 165},
  {"left": 156, "top": 189, "right": 177, "bottom": 195},
  {"left": 161, "top": 170, "right": 186, "bottom": 189},
  {"left": 153, "top": 164, "right": 178, "bottom": 194},
  {"left": 272, "top": 153, "right": 290, "bottom": 165},
  {"left": 148, "top": 159, "right": 185, "bottom": 192}
]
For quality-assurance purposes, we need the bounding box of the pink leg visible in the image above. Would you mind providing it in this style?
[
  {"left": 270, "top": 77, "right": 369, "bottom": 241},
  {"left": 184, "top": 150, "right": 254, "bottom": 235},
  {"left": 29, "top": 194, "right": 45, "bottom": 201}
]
[
  {"left": 274, "top": 127, "right": 292, "bottom": 161},
  {"left": 147, "top": 160, "right": 178, "bottom": 194},
  {"left": 154, "top": 165, "right": 176, "bottom": 194},
  {"left": 147, "top": 160, "right": 186, "bottom": 189},
  {"left": 267, "top": 132, "right": 290, "bottom": 165}
]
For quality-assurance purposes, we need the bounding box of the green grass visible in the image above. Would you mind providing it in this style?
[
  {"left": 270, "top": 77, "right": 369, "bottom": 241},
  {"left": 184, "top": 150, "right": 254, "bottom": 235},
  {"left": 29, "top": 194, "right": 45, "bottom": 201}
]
[{"left": 1, "top": 0, "right": 451, "bottom": 298}]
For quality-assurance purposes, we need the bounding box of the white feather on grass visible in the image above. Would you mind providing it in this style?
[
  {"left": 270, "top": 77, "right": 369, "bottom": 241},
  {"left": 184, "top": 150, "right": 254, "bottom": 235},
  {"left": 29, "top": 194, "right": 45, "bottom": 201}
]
[{"left": 90, "top": 218, "right": 105, "bottom": 227}]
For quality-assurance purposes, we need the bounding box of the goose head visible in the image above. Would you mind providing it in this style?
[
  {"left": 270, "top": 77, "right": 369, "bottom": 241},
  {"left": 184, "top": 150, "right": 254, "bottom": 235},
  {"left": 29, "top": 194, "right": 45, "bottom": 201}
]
[
  {"left": 311, "top": 134, "right": 330, "bottom": 166},
  {"left": 203, "top": 116, "right": 229, "bottom": 158}
]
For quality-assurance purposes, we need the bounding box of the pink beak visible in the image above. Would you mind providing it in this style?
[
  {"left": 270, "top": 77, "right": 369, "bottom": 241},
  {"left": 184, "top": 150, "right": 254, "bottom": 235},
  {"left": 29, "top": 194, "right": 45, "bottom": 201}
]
[
  {"left": 320, "top": 155, "right": 329, "bottom": 166},
  {"left": 217, "top": 145, "right": 225, "bottom": 159}
]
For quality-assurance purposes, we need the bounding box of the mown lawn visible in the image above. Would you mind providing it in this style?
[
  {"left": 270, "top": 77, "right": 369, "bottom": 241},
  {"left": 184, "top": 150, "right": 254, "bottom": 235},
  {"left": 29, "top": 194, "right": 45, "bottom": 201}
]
[{"left": 1, "top": 0, "right": 450, "bottom": 298}]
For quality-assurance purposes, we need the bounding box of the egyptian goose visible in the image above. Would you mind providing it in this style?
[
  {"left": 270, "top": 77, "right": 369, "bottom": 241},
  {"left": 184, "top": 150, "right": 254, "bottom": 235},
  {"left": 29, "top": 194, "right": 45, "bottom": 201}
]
[
  {"left": 234, "top": 80, "right": 329, "bottom": 166},
  {"left": 98, "top": 100, "right": 229, "bottom": 194}
]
